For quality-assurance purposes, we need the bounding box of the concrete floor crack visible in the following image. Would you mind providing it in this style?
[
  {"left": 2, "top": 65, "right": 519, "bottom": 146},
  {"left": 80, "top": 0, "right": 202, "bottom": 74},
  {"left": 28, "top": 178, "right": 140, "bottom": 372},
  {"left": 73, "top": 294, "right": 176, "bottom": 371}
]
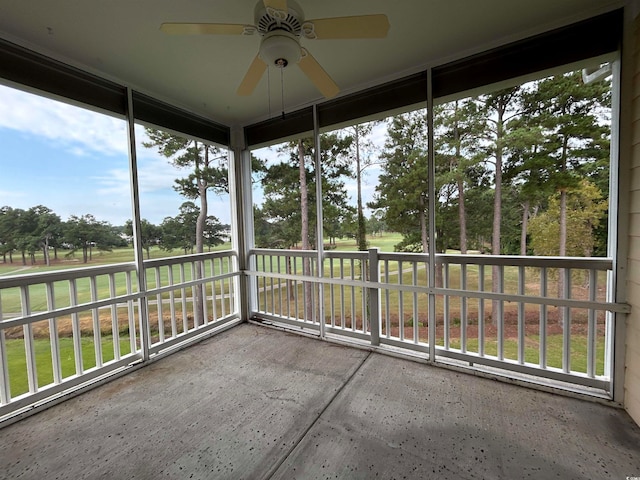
[{"left": 262, "top": 350, "right": 373, "bottom": 480}]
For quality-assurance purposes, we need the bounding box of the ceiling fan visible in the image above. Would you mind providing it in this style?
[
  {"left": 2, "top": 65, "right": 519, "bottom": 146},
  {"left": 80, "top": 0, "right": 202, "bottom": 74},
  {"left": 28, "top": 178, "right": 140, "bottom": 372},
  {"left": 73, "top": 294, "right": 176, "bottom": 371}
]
[{"left": 160, "top": 0, "right": 390, "bottom": 99}]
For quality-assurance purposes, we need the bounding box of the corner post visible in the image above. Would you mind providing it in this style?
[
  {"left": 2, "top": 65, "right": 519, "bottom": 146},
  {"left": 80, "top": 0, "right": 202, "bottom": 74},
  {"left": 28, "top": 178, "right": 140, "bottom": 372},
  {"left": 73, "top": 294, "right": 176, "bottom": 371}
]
[{"left": 125, "top": 88, "right": 150, "bottom": 361}]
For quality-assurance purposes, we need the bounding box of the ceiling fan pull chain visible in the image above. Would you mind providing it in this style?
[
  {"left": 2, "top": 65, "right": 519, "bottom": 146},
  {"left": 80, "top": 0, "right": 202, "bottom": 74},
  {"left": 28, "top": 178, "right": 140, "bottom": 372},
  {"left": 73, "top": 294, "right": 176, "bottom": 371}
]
[
  {"left": 267, "top": 66, "right": 272, "bottom": 119},
  {"left": 280, "top": 66, "right": 285, "bottom": 120}
]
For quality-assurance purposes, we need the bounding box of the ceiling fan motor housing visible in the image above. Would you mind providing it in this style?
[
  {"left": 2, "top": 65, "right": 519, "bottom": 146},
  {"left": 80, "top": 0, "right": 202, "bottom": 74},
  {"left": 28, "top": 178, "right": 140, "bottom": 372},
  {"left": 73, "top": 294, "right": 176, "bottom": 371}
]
[
  {"left": 259, "top": 30, "right": 301, "bottom": 67},
  {"left": 254, "top": 0, "right": 303, "bottom": 35}
]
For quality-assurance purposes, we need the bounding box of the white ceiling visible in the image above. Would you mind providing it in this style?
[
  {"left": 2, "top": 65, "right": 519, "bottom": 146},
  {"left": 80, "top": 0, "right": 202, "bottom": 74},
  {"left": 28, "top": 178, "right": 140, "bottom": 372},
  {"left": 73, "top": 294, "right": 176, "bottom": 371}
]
[{"left": 0, "top": 0, "right": 623, "bottom": 127}]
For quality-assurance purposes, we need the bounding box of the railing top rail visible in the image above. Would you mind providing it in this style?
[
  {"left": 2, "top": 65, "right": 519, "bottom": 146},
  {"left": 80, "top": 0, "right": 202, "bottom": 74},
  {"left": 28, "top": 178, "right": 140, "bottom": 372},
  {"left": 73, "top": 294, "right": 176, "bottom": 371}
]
[
  {"left": 377, "top": 252, "right": 428, "bottom": 263},
  {"left": 143, "top": 249, "right": 237, "bottom": 268},
  {"left": 436, "top": 254, "right": 613, "bottom": 269},
  {"left": 250, "top": 248, "right": 318, "bottom": 258},
  {"left": 0, "top": 262, "right": 137, "bottom": 289},
  {"left": 250, "top": 248, "right": 613, "bottom": 270},
  {"left": 324, "top": 250, "right": 368, "bottom": 260}
]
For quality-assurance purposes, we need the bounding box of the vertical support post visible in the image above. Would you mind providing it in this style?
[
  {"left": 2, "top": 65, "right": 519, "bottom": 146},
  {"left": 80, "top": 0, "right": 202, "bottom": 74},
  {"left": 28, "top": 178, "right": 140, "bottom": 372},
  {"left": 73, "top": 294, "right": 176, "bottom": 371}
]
[
  {"left": 426, "top": 68, "right": 437, "bottom": 362},
  {"left": 313, "top": 105, "right": 326, "bottom": 338},
  {"left": 368, "top": 248, "right": 380, "bottom": 346},
  {"left": 125, "top": 87, "right": 150, "bottom": 362},
  {"left": 230, "top": 127, "right": 255, "bottom": 321},
  {"left": 608, "top": 45, "right": 626, "bottom": 401}
]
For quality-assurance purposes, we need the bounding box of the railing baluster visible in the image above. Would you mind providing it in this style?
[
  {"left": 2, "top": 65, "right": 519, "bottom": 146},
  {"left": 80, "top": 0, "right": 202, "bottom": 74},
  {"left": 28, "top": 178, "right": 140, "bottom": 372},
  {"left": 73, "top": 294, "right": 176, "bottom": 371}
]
[
  {"left": 211, "top": 260, "right": 219, "bottom": 322},
  {"left": 478, "top": 264, "right": 485, "bottom": 357},
  {"left": 269, "top": 255, "right": 275, "bottom": 313},
  {"left": 587, "top": 269, "right": 597, "bottom": 378},
  {"left": 109, "top": 273, "right": 120, "bottom": 361},
  {"left": 0, "top": 292, "right": 11, "bottom": 403},
  {"left": 563, "top": 268, "right": 572, "bottom": 373},
  {"left": 369, "top": 248, "right": 380, "bottom": 346},
  {"left": 277, "top": 253, "right": 283, "bottom": 317},
  {"left": 293, "top": 256, "right": 299, "bottom": 321},
  {"left": 155, "top": 266, "right": 165, "bottom": 340},
  {"left": 46, "top": 282, "right": 62, "bottom": 384},
  {"left": 225, "top": 255, "right": 234, "bottom": 316},
  {"left": 398, "top": 260, "right": 404, "bottom": 342},
  {"left": 461, "top": 264, "right": 467, "bottom": 354},
  {"left": 339, "top": 259, "right": 345, "bottom": 329},
  {"left": 126, "top": 271, "right": 137, "bottom": 352},
  {"left": 329, "top": 258, "right": 336, "bottom": 327},
  {"left": 168, "top": 265, "right": 177, "bottom": 337},
  {"left": 384, "top": 259, "right": 390, "bottom": 338},
  {"left": 180, "top": 264, "right": 188, "bottom": 333},
  {"left": 21, "top": 286, "right": 38, "bottom": 393},
  {"left": 261, "top": 255, "right": 266, "bottom": 313},
  {"left": 190, "top": 262, "right": 199, "bottom": 329},
  {"left": 412, "top": 261, "right": 418, "bottom": 343},
  {"left": 497, "top": 266, "right": 504, "bottom": 361},
  {"left": 350, "top": 258, "right": 356, "bottom": 331},
  {"left": 540, "top": 267, "right": 548, "bottom": 369},
  {"left": 90, "top": 276, "right": 103, "bottom": 368},
  {"left": 201, "top": 261, "right": 209, "bottom": 326},
  {"left": 69, "top": 279, "right": 83, "bottom": 375},
  {"left": 444, "top": 263, "right": 450, "bottom": 349},
  {"left": 518, "top": 266, "right": 525, "bottom": 364},
  {"left": 285, "top": 255, "right": 292, "bottom": 320},
  {"left": 220, "top": 257, "right": 227, "bottom": 318}
]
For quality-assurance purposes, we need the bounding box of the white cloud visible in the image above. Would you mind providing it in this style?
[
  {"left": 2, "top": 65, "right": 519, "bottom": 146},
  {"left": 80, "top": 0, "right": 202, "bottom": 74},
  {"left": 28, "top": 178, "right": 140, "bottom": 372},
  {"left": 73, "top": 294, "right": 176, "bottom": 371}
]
[{"left": 0, "top": 84, "right": 128, "bottom": 157}]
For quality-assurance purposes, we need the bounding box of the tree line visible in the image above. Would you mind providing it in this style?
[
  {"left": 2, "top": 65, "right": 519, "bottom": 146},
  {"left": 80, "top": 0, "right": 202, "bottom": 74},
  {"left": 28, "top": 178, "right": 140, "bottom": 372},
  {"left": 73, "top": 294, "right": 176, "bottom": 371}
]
[
  {"left": 254, "top": 69, "right": 611, "bottom": 260},
  {"left": 1, "top": 69, "right": 611, "bottom": 269},
  {"left": 0, "top": 202, "right": 229, "bottom": 266},
  {"left": 0, "top": 206, "right": 125, "bottom": 265}
]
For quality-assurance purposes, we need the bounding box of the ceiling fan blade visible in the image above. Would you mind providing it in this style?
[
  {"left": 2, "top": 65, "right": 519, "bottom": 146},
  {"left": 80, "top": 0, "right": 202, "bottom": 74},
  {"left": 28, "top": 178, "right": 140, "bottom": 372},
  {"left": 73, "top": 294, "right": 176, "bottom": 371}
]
[
  {"left": 237, "top": 55, "right": 268, "bottom": 96},
  {"left": 304, "top": 14, "right": 390, "bottom": 39},
  {"left": 263, "top": 0, "right": 288, "bottom": 12},
  {"left": 160, "top": 23, "right": 249, "bottom": 35},
  {"left": 298, "top": 49, "right": 339, "bottom": 99}
]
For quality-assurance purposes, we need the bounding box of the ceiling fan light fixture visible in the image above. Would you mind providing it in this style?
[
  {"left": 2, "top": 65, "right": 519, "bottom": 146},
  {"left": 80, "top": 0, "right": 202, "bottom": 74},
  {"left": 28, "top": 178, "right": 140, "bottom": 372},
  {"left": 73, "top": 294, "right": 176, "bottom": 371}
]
[{"left": 259, "top": 30, "right": 301, "bottom": 67}]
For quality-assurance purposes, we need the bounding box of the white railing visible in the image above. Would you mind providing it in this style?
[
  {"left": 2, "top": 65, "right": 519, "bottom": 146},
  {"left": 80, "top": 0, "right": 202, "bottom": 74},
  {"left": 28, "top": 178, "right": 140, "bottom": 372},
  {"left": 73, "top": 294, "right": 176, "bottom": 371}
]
[
  {"left": 0, "top": 250, "right": 239, "bottom": 420},
  {"left": 248, "top": 248, "right": 629, "bottom": 394}
]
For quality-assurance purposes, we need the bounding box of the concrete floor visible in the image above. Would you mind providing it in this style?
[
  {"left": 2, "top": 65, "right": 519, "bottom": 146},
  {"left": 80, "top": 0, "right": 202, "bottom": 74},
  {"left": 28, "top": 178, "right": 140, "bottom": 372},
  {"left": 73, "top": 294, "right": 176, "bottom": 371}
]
[{"left": 1, "top": 323, "right": 639, "bottom": 480}]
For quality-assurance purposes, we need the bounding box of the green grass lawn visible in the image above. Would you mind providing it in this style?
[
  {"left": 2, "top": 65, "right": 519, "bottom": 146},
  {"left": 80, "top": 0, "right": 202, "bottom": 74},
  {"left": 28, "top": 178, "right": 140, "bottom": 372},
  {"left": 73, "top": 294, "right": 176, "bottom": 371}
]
[
  {"left": 331, "top": 232, "right": 402, "bottom": 252},
  {"left": 6, "top": 336, "right": 134, "bottom": 398},
  {"left": 446, "top": 334, "right": 605, "bottom": 375}
]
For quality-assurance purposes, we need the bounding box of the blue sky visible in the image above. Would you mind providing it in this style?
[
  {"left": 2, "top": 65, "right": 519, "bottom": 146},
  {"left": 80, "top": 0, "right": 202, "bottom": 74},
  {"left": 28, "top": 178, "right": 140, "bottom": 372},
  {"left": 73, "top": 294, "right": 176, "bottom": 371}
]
[
  {"left": 0, "top": 83, "right": 386, "bottom": 228},
  {"left": 0, "top": 83, "right": 232, "bottom": 226}
]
